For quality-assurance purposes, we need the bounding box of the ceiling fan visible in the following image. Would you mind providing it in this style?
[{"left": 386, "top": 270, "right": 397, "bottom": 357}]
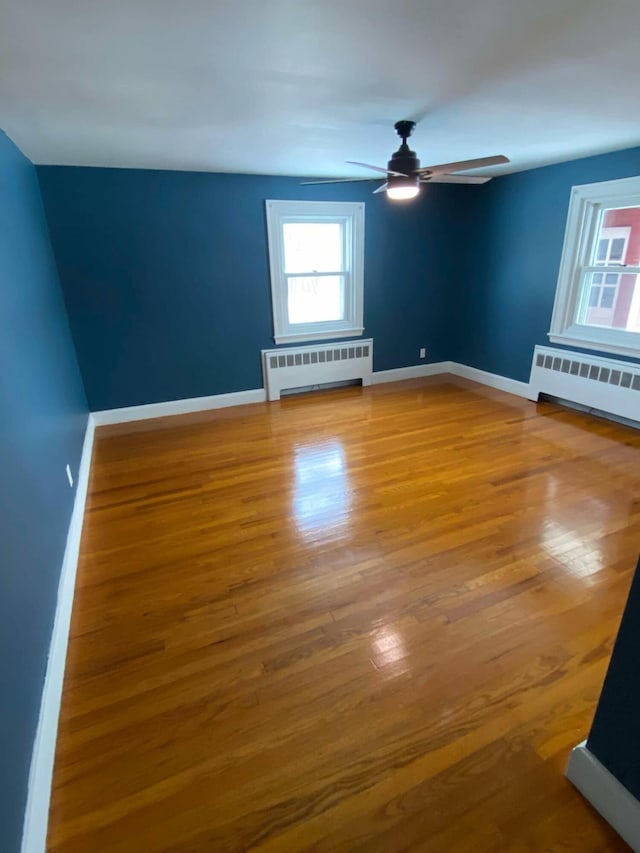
[{"left": 302, "top": 120, "right": 509, "bottom": 200}]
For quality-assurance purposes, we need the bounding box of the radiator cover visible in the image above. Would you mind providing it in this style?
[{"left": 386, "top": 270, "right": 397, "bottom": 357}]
[
  {"left": 529, "top": 345, "right": 640, "bottom": 423},
  {"left": 262, "top": 339, "right": 373, "bottom": 401}
]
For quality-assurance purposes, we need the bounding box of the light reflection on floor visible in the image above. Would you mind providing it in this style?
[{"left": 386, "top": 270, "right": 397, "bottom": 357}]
[
  {"left": 292, "top": 440, "right": 351, "bottom": 542},
  {"left": 372, "top": 626, "right": 408, "bottom": 665},
  {"left": 540, "top": 475, "right": 610, "bottom": 582},
  {"left": 541, "top": 518, "right": 605, "bottom": 581}
]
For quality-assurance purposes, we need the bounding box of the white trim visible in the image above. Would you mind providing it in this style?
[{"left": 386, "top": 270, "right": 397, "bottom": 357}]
[
  {"left": 371, "top": 362, "right": 451, "bottom": 384},
  {"left": 87, "top": 362, "right": 532, "bottom": 424},
  {"left": 91, "top": 388, "right": 266, "bottom": 426},
  {"left": 566, "top": 741, "right": 640, "bottom": 851},
  {"left": 274, "top": 327, "right": 364, "bottom": 345},
  {"left": 447, "top": 362, "right": 531, "bottom": 398},
  {"left": 21, "top": 415, "right": 95, "bottom": 853},
  {"left": 549, "top": 331, "right": 640, "bottom": 359},
  {"left": 371, "top": 361, "right": 531, "bottom": 397},
  {"left": 549, "top": 175, "right": 640, "bottom": 359}
]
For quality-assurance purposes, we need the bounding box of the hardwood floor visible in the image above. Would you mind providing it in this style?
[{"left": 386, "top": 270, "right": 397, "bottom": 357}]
[{"left": 48, "top": 377, "right": 640, "bottom": 851}]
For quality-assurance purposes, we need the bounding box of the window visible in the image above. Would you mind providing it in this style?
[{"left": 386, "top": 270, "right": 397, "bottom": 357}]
[
  {"left": 265, "top": 200, "right": 365, "bottom": 344},
  {"left": 549, "top": 176, "right": 640, "bottom": 357}
]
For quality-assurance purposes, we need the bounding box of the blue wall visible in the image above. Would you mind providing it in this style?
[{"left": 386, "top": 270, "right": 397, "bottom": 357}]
[
  {"left": 455, "top": 146, "right": 640, "bottom": 381},
  {"left": 587, "top": 557, "right": 640, "bottom": 800},
  {"left": 36, "top": 167, "right": 464, "bottom": 411},
  {"left": 37, "top": 148, "right": 640, "bottom": 407},
  {"left": 0, "top": 132, "right": 88, "bottom": 852}
]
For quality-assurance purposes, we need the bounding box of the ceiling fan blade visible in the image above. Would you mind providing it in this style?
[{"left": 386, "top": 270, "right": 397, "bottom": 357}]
[
  {"left": 417, "top": 155, "right": 509, "bottom": 176},
  {"left": 346, "top": 160, "right": 409, "bottom": 177},
  {"left": 422, "top": 174, "right": 492, "bottom": 184},
  {"left": 372, "top": 183, "right": 388, "bottom": 194},
  {"left": 300, "top": 177, "right": 381, "bottom": 185}
]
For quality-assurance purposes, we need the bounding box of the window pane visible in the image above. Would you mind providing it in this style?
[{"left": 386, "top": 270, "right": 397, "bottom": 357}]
[
  {"left": 287, "top": 276, "right": 344, "bottom": 324},
  {"left": 283, "top": 222, "right": 343, "bottom": 274},
  {"left": 594, "top": 207, "right": 640, "bottom": 266},
  {"left": 610, "top": 238, "right": 626, "bottom": 262},
  {"left": 601, "top": 287, "right": 616, "bottom": 309},
  {"left": 579, "top": 271, "right": 620, "bottom": 327}
]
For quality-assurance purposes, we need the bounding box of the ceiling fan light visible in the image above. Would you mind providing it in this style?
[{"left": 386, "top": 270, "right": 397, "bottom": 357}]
[
  {"left": 386, "top": 184, "right": 420, "bottom": 200},
  {"left": 386, "top": 174, "right": 420, "bottom": 201}
]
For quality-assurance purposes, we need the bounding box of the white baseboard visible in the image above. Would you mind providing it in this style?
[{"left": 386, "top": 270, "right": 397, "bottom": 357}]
[
  {"left": 91, "top": 365, "right": 531, "bottom": 426},
  {"left": 92, "top": 388, "right": 267, "bottom": 426},
  {"left": 448, "top": 362, "right": 531, "bottom": 399},
  {"left": 371, "top": 362, "right": 451, "bottom": 384},
  {"left": 566, "top": 741, "right": 640, "bottom": 850},
  {"left": 21, "top": 415, "right": 95, "bottom": 853},
  {"left": 370, "top": 360, "right": 531, "bottom": 399}
]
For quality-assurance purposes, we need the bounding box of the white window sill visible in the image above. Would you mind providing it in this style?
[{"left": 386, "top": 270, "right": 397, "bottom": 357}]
[
  {"left": 548, "top": 332, "right": 640, "bottom": 359},
  {"left": 274, "top": 327, "right": 365, "bottom": 345}
]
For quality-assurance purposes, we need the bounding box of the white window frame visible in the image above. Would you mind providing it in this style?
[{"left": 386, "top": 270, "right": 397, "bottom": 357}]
[
  {"left": 265, "top": 200, "right": 365, "bottom": 345},
  {"left": 549, "top": 175, "right": 640, "bottom": 357}
]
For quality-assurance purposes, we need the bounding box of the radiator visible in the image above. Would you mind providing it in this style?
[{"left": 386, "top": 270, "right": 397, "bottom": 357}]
[
  {"left": 529, "top": 345, "right": 640, "bottom": 422},
  {"left": 262, "top": 339, "right": 373, "bottom": 401}
]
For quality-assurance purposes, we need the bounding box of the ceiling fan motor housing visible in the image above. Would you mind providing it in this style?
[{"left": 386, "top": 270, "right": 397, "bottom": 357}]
[
  {"left": 389, "top": 120, "right": 419, "bottom": 175},
  {"left": 388, "top": 144, "right": 420, "bottom": 175}
]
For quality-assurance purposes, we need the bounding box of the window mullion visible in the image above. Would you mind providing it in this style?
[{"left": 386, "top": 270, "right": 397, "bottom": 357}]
[
  {"left": 284, "top": 270, "right": 344, "bottom": 278},
  {"left": 581, "top": 265, "right": 640, "bottom": 275}
]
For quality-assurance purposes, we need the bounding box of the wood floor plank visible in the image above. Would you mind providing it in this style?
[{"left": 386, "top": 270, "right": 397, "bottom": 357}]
[{"left": 48, "top": 377, "right": 639, "bottom": 851}]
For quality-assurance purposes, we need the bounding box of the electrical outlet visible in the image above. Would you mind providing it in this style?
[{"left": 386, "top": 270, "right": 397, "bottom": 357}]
[
  {"left": 419, "top": 348, "right": 426, "bottom": 359},
  {"left": 66, "top": 464, "right": 74, "bottom": 488}
]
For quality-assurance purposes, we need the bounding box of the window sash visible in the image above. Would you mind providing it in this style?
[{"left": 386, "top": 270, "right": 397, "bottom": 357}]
[
  {"left": 578, "top": 271, "right": 622, "bottom": 323},
  {"left": 286, "top": 273, "right": 348, "bottom": 325},
  {"left": 576, "top": 268, "right": 640, "bottom": 325},
  {"left": 282, "top": 219, "right": 348, "bottom": 275},
  {"left": 278, "top": 217, "right": 352, "bottom": 331}
]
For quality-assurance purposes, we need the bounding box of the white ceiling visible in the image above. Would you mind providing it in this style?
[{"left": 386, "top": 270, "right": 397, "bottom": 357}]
[{"left": 1, "top": 0, "right": 640, "bottom": 177}]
